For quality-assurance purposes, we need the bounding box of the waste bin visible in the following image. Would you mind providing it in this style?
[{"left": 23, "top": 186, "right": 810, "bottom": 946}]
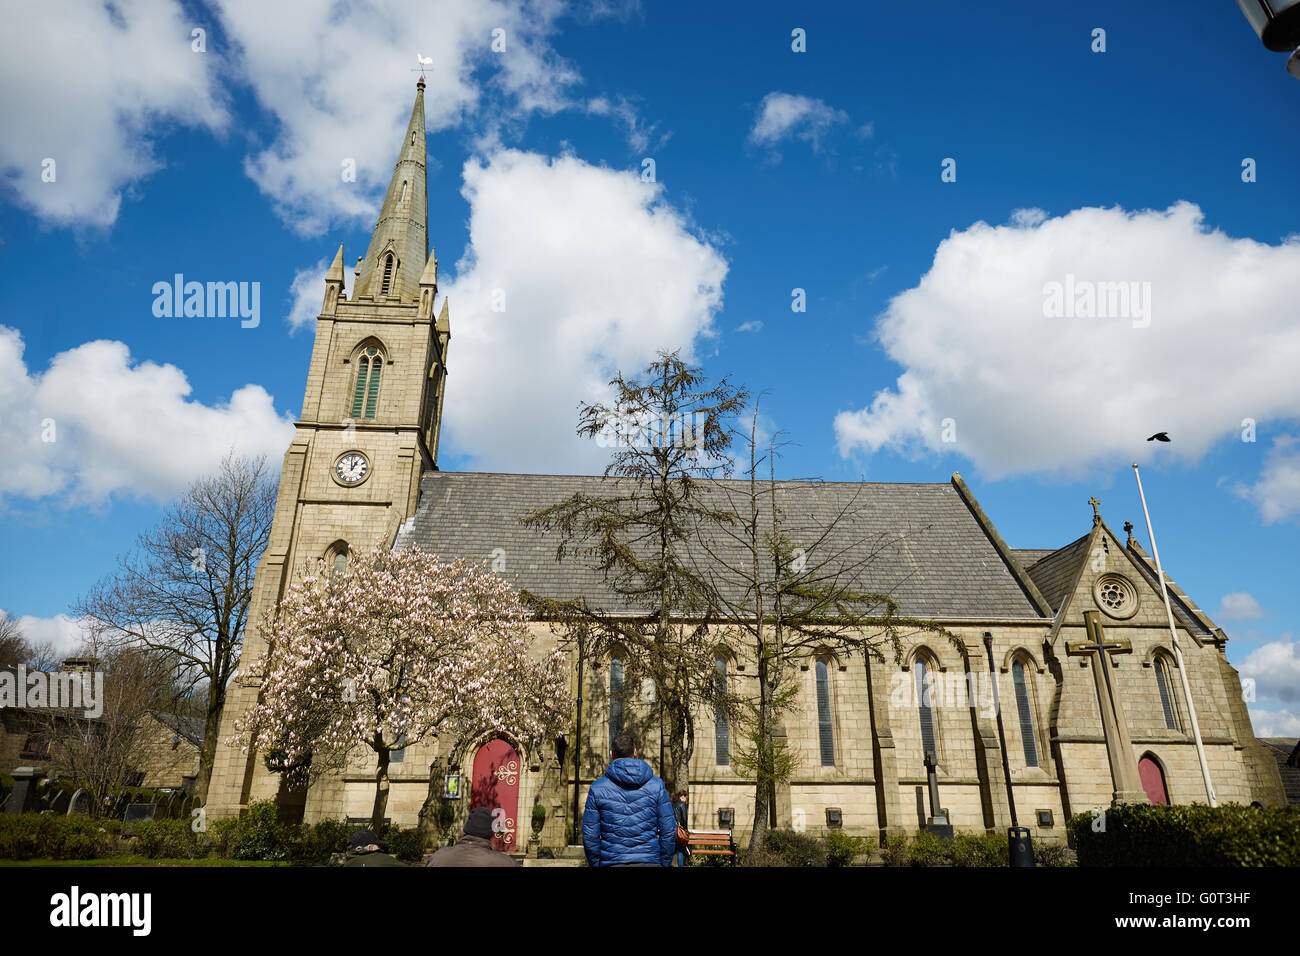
[{"left": 1008, "top": 826, "right": 1035, "bottom": 867}]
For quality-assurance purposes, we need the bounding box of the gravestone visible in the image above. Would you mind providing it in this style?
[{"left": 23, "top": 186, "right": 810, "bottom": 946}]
[
  {"left": 123, "top": 803, "right": 157, "bottom": 823},
  {"left": 109, "top": 793, "right": 131, "bottom": 820},
  {"left": 47, "top": 788, "right": 69, "bottom": 814},
  {"left": 6, "top": 767, "right": 46, "bottom": 815},
  {"left": 68, "top": 788, "right": 92, "bottom": 816}
]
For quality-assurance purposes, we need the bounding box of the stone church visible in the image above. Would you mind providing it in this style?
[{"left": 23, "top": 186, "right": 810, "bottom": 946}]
[{"left": 206, "top": 81, "right": 1285, "bottom": 849}]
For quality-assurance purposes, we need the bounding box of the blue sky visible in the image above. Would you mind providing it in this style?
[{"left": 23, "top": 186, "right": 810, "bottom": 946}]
[{"left": 1, "top": 1, "right": 1297, "bottom": 732}]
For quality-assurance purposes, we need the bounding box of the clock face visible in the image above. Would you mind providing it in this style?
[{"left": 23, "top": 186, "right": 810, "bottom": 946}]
[{"left": 335, "top": 452, "right": 369, "bottom": 485}]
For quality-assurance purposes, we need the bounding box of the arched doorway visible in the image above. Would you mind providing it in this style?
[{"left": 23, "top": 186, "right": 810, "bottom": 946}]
[
  {"left": 1139, "top": 753, "right": 1169, "bottom": 805},
  {"left": 469, "top": 738, "right": 521, "bottom": 852}
]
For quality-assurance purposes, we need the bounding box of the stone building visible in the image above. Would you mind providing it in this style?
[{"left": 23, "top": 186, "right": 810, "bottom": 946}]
[
  {"left": 133, "top": 713, "right": 203, "bottom": 791},
  {"left": 205, "top": 81, "right": 1285, "bottom": 848}
]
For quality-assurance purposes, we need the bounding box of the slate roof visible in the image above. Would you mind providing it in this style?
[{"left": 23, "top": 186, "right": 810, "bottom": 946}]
[
  {"left": 149, "top": 712, "right": 205, "bottom": 748},
  {"left": 1011, "top": 549, "right": 1055, "bottom": 568},
  {"left": 1259, "top": 739, "right": 1300, "bottom": 806},
  {"left": 393, "top": 472, "right": 1048, "bottom": 621},
  {"left": 1020, "top": 534, "right": 1091, "bottom": 611}
]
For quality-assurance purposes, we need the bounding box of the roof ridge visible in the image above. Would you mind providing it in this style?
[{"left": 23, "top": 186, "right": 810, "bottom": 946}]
[{"left": 423, "top": 470, "right": 954, "bottom": 487}]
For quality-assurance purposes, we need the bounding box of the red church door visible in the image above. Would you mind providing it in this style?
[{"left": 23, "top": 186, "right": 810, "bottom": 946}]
[
  {"left": 470, "top": 738, "right": 521, "bottom": 852},
  {"left": 1139, "top": 755, "right": 1168, "bottom": 805}
]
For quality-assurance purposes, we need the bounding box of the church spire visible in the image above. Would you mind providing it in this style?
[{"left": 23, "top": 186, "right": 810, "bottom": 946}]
[{"left": 356, "top": 78, "right": 428, "bottom": 303}]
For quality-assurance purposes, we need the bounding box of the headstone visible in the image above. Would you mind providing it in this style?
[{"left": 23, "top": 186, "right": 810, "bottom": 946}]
[
  {"left": 6, "top": 766, "right": 46, "bottom": 815},
  {"left": 123, "top": 803, "right": 157, "bottom": 823},
  {"left": 68, "top": 788, "right": 91, "bottom": 816},
  {"left": 109, "top": 793, "right": 131, "bottom": 820},
  {"left": 48, "top": 788, "right": 69, "bottom": 814}
]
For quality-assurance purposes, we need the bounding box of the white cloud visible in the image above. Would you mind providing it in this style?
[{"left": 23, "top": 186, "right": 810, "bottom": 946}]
[
  {"left": 1216, "top": 591, "right": 1266, "bottom": 621},
  {"left": 1236, "top": 435, "right": 1300, "bottom": 524},
  {"left": 1010, "top": 207, "right": 1047, "bottom": 228},
  {"left": 585, "top": 96, "right": 664, "bottom": 154},
  {"left": 0, "top": 612, "right": 94, "bottom": 659},
  {"left": 735, "top": 321, "right": 763, "bottom": 334},
  {"left": 287, "top": 254, "right": 356, "bottom": 331},
  {"left": 748, "top": 92, "right": 849, "bottom": 153},
  {"left": 834, "top": 203, "right": 1300, "bottom": 482},
  {"left": 0, "top": 0, "right": 227, "bottom": 227},
  {"left": 209, "top": 0, "right": 628, "bottom": 235},
  {"left": 1249, "top": 707, "right": 1300, "bottom": 738},
  {"left": 1240, "top": 638, "right": 1300, "bottom": 705},
  {"left": 0, "top": 327, "right": 294, "bottom": 507},
  {"left": 438, "top": 149, "right": 727, "bottom": 472}
]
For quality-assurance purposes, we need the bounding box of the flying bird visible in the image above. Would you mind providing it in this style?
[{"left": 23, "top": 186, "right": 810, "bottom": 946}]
[{"left": 1147, "top": 432, "right": 1170, "bottom": 442}]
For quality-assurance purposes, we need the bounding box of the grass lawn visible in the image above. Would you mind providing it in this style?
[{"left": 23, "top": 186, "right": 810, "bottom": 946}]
[{"left": 0, "top": 857, "right": 296, "bottom": 867}]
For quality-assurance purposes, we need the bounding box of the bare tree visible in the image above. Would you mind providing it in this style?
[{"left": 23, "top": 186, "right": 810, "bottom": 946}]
[
  {"left": 0, "top": 613, "right": 60, "bottom": 670},
  {"left": 692, "top": 407, "right": 958, "bottom": 849},
  {"left": 0, "top": 613, "right": 29, "bottom": 667},
  {"left": 36, "top": 639, "right": 178, "bottom": 816},
  {"left": 73, "top": 452, "right": 276, "bottom": 800},
  {"left": 524, "top": 350, "right": 748, "bottom": 793}
]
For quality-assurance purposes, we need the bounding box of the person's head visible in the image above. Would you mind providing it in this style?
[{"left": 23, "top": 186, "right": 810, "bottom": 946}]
[
  {"left": 610, "top": 732, "right": 637, "bottom": 760},
  {"left": 674, "top": 789, "right": 688, "bottom": 803},
  {"left": 464, "top": 806, "right": 496, "bottom": 840}
]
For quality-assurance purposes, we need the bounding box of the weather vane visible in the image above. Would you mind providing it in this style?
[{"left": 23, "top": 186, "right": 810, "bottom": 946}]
[{"left": 412, "top": 54, "right": 432, "bottom": 82}]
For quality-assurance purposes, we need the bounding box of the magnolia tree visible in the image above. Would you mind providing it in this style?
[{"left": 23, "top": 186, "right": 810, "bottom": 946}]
[{"left": 234, "top": 546, "right": 570, "bottom": 830}]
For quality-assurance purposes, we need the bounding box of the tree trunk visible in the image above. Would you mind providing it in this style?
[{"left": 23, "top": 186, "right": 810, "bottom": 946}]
[
  {"left": 662, "top": 683, "right": 694, "bottom": 796},
  {"left": 750, "top": 646, "right": 772, "bottom": 851},
  {"left": 194, "top": 681, "right": 225, "bottom": 801},
  {"left": 371, "top": 744, "right": 391, "bottom": 831}
]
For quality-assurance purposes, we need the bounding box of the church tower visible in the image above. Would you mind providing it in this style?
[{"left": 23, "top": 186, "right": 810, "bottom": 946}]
[{"left": 206, "top": 79, "right": 450, "bottom": 818}]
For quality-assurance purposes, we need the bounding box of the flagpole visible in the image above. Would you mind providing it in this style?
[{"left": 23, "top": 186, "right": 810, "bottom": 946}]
[{"left": 1132, "top": 463, "right": 1217, "bottom": 806}]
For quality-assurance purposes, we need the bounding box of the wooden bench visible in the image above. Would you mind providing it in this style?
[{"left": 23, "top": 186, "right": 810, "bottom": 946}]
[{"left": 685, "top": 829, "right": 736, "bottom": 864}]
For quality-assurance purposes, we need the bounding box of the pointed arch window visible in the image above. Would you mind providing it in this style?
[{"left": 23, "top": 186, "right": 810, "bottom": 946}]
[
  {"left": 400, "top": 180, "right": 408, "bottom": 203},
  {"left": 350, "top": 346, "right": 384, "bottom": 420},
  {"left": 608, "top": 656, "right": 625, "bottom": 750},
  {"left": 714, "top": 656, "right": 730, "bottom": 766},
  {"left": 815, "top": 658, "right": 835, "bottom": 766},
  {"left": 1011, "top": 659, "right": 1039, "bottom": 768},
  {"left": 915, "top": 656, "right": 937, "bottom": 760},
  {"left": 380, "top": 254, "right": 395, "bottom": 296},
  {"left": 1154, "top": 656, "right": 1181, "bottom": 731},
  {"left": 325, "top": 541, "right": 349, "bottom": 576}
]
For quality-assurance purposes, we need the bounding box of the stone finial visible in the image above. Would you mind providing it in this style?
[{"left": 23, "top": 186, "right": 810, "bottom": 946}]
[
  {"left": 1123, "top": 520, "right": 1135, "bottom": 545},
  {"left": 1088, "top": 496, "right": 1102, "bottom": 524}
]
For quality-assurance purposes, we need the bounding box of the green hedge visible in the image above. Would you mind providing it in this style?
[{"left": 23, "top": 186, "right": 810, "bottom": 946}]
[
  {"left": 1067, "top": 803, "right": 1300, "bottom": 867},
  {"left": 0, "top": 815, "right": 122, "bottom": 860},
  {"left": 880, "top": 830, "right": 1052, "bottom": 867},
  {"left": 0, "top": 800, "right": 427, "bottom": 864}
]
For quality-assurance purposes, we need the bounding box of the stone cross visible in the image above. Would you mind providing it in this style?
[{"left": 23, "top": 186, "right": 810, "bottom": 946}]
[
  {"left": 923, "top": 750, "right": 949, "bottom": 827},
  {"left": 1088, "top": 496, "right": 1102, "bottom": 523},
  {"left": 1067, "top": 610, "right": 1148, "bottom": 804}
]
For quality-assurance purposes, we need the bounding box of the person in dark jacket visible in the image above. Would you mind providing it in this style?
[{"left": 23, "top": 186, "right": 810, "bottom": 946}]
[
  {"left": 672, "top": 789, "right": 690, "bottom": 867},
  {"left": 582, "top": 733, "right": 676, "bottom": 867},
  {"left": 427, "top": 806, "right": 520, "bottom": 867},
  {"left": 342, "top": 828, "right": 405, "bottom": 867}
]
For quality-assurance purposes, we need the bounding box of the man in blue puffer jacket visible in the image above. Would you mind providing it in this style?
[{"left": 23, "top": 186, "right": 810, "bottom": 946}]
[{"left": 582, "top": 732, "right": 677, "bottom": 867}]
